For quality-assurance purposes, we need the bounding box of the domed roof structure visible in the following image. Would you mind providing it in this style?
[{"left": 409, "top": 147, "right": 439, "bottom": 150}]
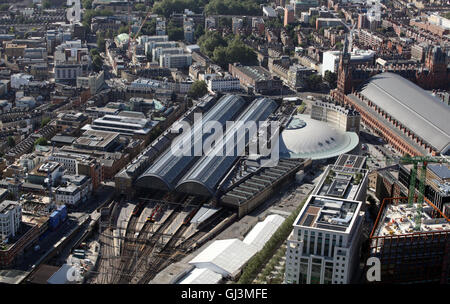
[{"left": 277, "top": 114, "right": 359, "bottom": 160}]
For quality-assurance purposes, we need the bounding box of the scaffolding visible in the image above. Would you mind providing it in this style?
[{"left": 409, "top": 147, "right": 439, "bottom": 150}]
[{"left": 369, "top": 197, "right": 450, "bottom": 283}]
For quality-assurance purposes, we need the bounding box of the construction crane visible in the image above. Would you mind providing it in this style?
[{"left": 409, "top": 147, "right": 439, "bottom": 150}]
[
  {"left": 365, "top": 154, "right": 448, "bottom": 230},
  {"left": 127, "top": 4, "right": 153, "bottom": 62},
  {"left": 400, "top": 155, "right": 448, "bottom": 229}
]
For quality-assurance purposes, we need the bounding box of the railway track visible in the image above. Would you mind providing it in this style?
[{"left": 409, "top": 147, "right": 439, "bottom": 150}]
[
  {"left": 112, "top": 214, "right": 139, "bottom": 284},
  {"left": 137, "top": 209, "right": 235, "bottom": 284},
  {"left": 123, "top": 194, "right": 193, "bottom": 283}
]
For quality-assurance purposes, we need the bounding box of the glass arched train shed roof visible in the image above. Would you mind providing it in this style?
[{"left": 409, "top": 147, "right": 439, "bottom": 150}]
[
  {"left": 175, "top": 97, "right": 278, "bottom": 197},
  {"left": 136, "top": 94, "right": 247, "bottom": 191}
]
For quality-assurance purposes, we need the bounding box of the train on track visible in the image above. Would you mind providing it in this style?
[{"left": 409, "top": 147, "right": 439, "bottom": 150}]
[{"left": 147, "top": 204, "right": 162, "bottom": 223}]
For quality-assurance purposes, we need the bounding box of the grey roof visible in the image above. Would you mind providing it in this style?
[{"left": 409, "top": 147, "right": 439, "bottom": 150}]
[
  {"left": 359, "top": 72, "right": 450, "bottom": 153},
  {"left": 428, "top": 164, "right": 450, "bottom": 179},
  {"left": 136, "top": 95, "right": 247, "bottom": 190},
  {"left": 176, "top": 98, "right": 278, "bottom": 196}
]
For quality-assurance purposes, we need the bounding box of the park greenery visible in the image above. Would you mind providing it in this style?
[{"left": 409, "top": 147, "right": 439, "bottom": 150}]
[
  {"left": 198, "top": 31, "right": 257, "bottom": 68},
  {"left": 152, "top": 0, "right": 206, "bottom": 18},
  {"left": 238, "top": 197, "right": 309, "bottom": 284},
  {"left": 167, "top": 20, "right": 184, "bottom": 41},
  {"left": 204, "top": 0, "right": 264, "bottom": 16}
]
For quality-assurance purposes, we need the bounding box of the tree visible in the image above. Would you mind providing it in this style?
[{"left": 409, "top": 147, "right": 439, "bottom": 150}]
[
  {"left": 205, "top": 0, "right": 261, "bottom": 16},
  {"left": 134, "top": 3, "right": 147, "bottom": 11},
  {"left": 194, "top": 24, "right": 204, "bottom": 40},
  {"left": 90, "top": 48, "right": 100, "bottom": 58},
  {"left": 153, "top": 0, "right": 203, "bottom": 18},
  {"left": 34, "top": 137, "right": 48, "bottom": 147},
  {"left": 167, "top": 21, "right": 184, "bottom": 41},
  {"left": 7, "top": 136, "right": 15, "bottom": 148},
  {"left": 198, "top": 31, "right": 227, "bottom": 57},
  {"left": 96, "top": 32, "right": 106, "bottom": 52},
  {"left": 323, "top": 71, "right": 337, "bottom": 89},
  {"left": 82, "top": 0, "right": 93, "bottom": 9},
  {"left": 141, "top": 18, "right": 157, "bottom": 36},
  {"left": 92, "top": 55, "right": 103, "bottom": 72},
  {"left": 212, "top": 46, "right": 228, "bottom": 67},
  {"left": 41, "top": 117, "right": 51, "bottom": 128},
  {"left": 188, "top": 81, "right": 208, "bottom": 99},
  {"left": 306, "top": 74, "right": 322, "bottom": 91}
]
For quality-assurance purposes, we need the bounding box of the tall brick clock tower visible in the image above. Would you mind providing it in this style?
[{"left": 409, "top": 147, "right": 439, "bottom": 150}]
[{"left": 336, "top": 35, "right": 353, "bottom": 103}]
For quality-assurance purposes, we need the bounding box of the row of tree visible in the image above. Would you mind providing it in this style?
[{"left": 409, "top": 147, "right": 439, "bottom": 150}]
[
  {"left": 152, "top": 0, "right": 207, "bottom": 18},
  {"left": 204, "top": 0, "right": 263, "bottom": 16},
  {"left": 238, "top": 197, "right": 309, "bottom": 284}
]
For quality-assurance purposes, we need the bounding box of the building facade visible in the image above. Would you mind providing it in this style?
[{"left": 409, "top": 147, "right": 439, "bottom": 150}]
[{"left": 0, "top": 200, "right": 21, "bottom": 241}]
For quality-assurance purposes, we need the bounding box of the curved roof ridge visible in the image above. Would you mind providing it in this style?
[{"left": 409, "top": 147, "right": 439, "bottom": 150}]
[
  {"left": 370, "top": 73, "right": 448, "bottom": 137},
  {"left": 359, "top": 72, "right": 450, "bottom": 152}
]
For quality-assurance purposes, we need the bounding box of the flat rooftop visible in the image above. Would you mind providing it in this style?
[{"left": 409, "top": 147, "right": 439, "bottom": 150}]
[
  {"left": 314, "top": 165, "right": 368, "bottom": 201},
  {"left": 295, "top": 196, "right": 362, "bottom": 233},
  {"left": 373, "top": 202, "right": 450, "bottom": 237},
  {"left": 0, "top": 200, "right": 19, "bottom": 214},
  {"left": 75, "top": 130, "right": 119, "bottom": 149},
  {"left": 428, "top": 163, "right": 450, "bottom": 180},
  {"left": 234, "top": 65, "right": 272, "bottom": 81},
  {"left": 335, "top": 154, "right": 366, "bottom": 169}
]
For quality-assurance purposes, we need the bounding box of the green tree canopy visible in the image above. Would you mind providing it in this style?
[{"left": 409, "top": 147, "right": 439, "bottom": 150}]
[
  {"left": 41, "top": 117, "right": 51, "bottom": 128},
  {"left": 205, "top": 0, "right": 262, "bottom": 16},
  {"left": 167, "top": 21, "right": 184, "bottom": 41},
  {"left": 194, "top": 24, "right": 205, "bottom": 40},
  {"left": 188, "top": 81, "right": 208, "bottom": 99},
  {"left": 141, "top": 18, "right": 157, "bottom": 36},
  {"left": 306, "top": 74, "right": 322, "bottom": 91},
  {"left": 34, "top": 137, "right": 48, "bottom": 147},
  {"left": 82, "top": 0, "right": 93, "bottom": 9},
  {"left": 198, "top": 31, "right": 227, "bottom": 57},
  {"left": 323, "top": 71, "right": 337, "bottom": 89},
  {"left": 92, "top": 55, "right": 103, "bottom": 72},
  {"left": 134, "top": 3, "right": 147, "bottom": 11},
  {"left": 152, "top": 0, "right": 205, "bottom": 18}
]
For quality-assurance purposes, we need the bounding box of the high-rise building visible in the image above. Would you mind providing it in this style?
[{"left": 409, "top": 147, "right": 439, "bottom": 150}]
[
  {"left": 285, "top": 155, "right": 368, "bottom": 284},
  {"left": 0, "top": 200, "right": 22, "bottom": 241}
]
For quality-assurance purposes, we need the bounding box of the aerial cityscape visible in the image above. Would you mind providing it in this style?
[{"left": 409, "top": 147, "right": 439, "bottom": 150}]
[{"left": 0, "top": 0, "right": 448, "bottom": 288}]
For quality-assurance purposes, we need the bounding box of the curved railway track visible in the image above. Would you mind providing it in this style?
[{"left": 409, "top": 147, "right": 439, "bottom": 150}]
[
  {"left": 113, "top": 215, "right": 139, "bottom": 284},
  {"left": 136, "top": 206, "right": 229, "bottom": 284}
]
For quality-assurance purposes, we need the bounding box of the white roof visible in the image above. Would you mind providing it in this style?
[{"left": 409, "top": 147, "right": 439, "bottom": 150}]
[
  {"left": 243, "top": 214, "right": 285, "bottom": 251},
  {"left": 278, "top": 114, "right": 359, "bottom": 160},
  {"left": 177, "top": 268, "right": 222, "bottom": 284},
  {"left": 189, "top": 239, "right": 257, "bottom": 277}
]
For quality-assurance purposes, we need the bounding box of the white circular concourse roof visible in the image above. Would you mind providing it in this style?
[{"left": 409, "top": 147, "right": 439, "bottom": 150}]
[{"left": 277, "top": 114, "right": 359, "bottom": 160}]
